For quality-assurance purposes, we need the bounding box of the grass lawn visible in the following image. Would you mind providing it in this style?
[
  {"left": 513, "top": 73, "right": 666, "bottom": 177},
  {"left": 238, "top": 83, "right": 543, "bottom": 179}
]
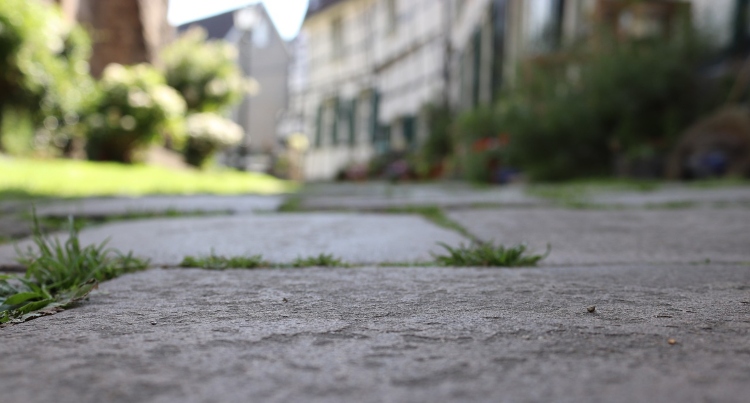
[{"left": 0, "top": 157, "right": 297, "bottom": 199}]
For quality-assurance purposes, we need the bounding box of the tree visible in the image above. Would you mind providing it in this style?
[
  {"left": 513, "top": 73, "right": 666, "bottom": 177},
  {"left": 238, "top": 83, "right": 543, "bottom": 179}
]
[{"left": 0, "top": 0, "right": 95, "bottom": 153}]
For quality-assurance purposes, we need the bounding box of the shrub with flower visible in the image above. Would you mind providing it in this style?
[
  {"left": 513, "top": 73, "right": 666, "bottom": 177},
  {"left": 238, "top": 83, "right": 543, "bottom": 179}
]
[
  {"left": 162, "top": 27, "right": 253, "bottom": 167},
  {"left": 85, "top": 64, "right": 186, "bottom": 163},
  {"left": 162, "top": 27, "right": 248, "bottom": 113},
  {"left": 183, "top": 113, "right": 244, "bottom": 167}
]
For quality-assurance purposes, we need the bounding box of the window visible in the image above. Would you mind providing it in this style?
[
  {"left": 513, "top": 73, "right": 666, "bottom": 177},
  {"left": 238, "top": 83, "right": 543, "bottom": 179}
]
[
  {"left": 528, "top": 0, "right": 565, "bottom": 53},
  {"left": 732, "top": 0, "right": 750, "bottom": 53},
  {"left": 357, "top": 93, "right": 371, "bottom": 145},
  {"left": 331, "top": 17, "right": 344, "bottom": 60},
  {"left": 403, "top": 116, "right": 417, "bottom": 150}
]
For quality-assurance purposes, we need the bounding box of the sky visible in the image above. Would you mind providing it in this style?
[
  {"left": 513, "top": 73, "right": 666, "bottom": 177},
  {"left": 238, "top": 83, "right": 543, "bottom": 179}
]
[{"left": 168, "top": 0, "right": 309, "bottom": 40}]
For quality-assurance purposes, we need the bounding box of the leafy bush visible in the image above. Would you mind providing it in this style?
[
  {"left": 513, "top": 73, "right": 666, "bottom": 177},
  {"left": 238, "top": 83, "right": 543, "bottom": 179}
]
[
  {"left": 184, "top": 113, "right": 244, "bottom": 167},
  {"left": 432, "top": 242, "right": 548, "bottom": 267},
  {"left": 499, "top": 34, "right": 721, "bottom": 181},
  {"left": 85, "top": 64, "right": 186, "bottom": 163},
  {"left": 0, "top": 0, "right": 95, "bottom": 155},
  {"left": 162, "top": 28, "right": 248, "bottom": 113},
  {"left": 414, "top": 104, "right": 455, "bottom": 178},
  {"left": 454, "top": 106, "right": 507, "bottom": 183}
]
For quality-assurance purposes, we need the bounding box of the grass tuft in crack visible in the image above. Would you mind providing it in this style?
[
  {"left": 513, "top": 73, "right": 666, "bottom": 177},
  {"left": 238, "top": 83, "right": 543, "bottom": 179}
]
[
  {"left": 1, "top": 212, "right": 148, "bottom": 324},
  {"left": 291, "top": 254, "right": 350, "bottom": 268},
  {"left": 432, "top": 242, "right": 549, "bottom": 267},
  {"left": 278, "top": 196, "right": 303, "bottom": 212},
  {"left": 180, "top": 251, "right": 268, "bottom": 270}
]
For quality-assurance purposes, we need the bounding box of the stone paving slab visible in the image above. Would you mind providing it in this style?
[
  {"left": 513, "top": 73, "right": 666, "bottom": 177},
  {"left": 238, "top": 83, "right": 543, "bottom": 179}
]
[
  {"left": 298, "top": 183, "right": 750, "bottom": 210},
  {"left": 449, "top": 207, "right": 750, "bottom": 265},
  {"left": 1, "top": 265, "right": 748, "bottom": 403},
  {"left": 588, "top": 186, "right": 750, "bottom": 207},
  {"left": 299, "top": 183, "right": 545, "bottom": 210},
  {"left": 0, "top": 213, "right": 467, "bottom": 266},
  {"left": 0, "top": 215, "right": 32, "bottom": 239},
  {"left": 26, "top": 195, "right": 285, "bottom": 218},
  {"left": 0, "top": 199, "right": 31, "bottom": 214}
]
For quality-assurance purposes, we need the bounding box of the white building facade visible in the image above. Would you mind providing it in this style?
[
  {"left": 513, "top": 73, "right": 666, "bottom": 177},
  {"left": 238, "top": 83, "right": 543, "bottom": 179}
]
[
  {"left": 287, "top": 0, "right": 744, "bottom": 180},
  {"left": 285, "top": 0, "right": 454, "bottom": 180},
  {"left": 373, "top": 0, "right": 451, "bottom": 154},
  {"left": 286, "top": 0, "right": 379, "bottom": 180}
]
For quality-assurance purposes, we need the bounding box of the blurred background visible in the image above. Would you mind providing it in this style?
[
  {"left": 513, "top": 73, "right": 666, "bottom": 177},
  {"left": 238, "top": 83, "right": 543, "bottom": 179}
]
[{"left": 1, "top": 0, "right": 749, "bottom": 193}]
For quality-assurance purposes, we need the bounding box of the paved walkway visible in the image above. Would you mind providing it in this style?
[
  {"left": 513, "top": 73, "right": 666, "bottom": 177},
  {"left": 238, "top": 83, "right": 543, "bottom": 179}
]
[
  {"left": 1, "top": 213, "right": 467, "bottom": 266},
  {"left": 1, "top": 183, "right": 749, "bottom": 402},
  {"left": 34, "top": 194, "right": 284, "bottom": 217},
  {"left": 450, "top": 207, "right": 750, "bottom": 265},
  {"left": 3, "top": 265, "right": 748, "bottom": 403}
]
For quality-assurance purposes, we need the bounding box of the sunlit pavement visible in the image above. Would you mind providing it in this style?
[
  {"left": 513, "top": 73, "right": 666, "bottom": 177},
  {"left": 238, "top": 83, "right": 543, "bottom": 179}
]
[{"left": 0, "top": 183, "right": 749, "bottom": 403}]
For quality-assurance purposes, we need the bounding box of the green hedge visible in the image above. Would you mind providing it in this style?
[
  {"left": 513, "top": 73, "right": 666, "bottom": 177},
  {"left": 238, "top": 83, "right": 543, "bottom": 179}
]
[{"left": 498, "top": 35, "right": 723, "bottom": 181}]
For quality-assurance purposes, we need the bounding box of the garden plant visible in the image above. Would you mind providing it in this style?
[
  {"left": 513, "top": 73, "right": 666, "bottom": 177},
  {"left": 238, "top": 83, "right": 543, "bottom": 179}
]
[
  {"left": 1, "top": 213, "right": 148, "bottom": 324},
  {"left": 453, "top": 29, "right": 726, "bottom": 182},
  {"left": 0, "top": 0, "right": 95, "bottom": 156},
  {"left": 85, "top": 64, "right": 186, "bottom": 163},
  {"left": 162, "top": 28, "right": 251, "bottom": 167}
]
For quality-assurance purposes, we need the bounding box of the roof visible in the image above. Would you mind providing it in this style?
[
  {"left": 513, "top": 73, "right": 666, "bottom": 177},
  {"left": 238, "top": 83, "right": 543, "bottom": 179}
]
[
  {"left": 177, "top": 4, "right": 290, "bottom": 56},
  {"left": 178, "top": 10, "right": 236, "bottom": 39},
  {"left": 305, "top": 0, "right": 347, "bottom": 19}
]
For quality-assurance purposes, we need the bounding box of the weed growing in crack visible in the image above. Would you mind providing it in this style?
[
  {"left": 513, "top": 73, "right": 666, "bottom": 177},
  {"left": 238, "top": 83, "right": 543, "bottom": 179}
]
[
  {"left": 180, "top": 252, "right": 268, "bottom": 270},
  {"left": 432, "top": 242, "right": 549, "bottom": 267},
  {"left": 1, "top": 212, "right": 148, "bottom": 324},
  {"left": 278, "top": 196, "right": 303, "bottom": 212},
  {"left": 291, "top": 254, "right": 350, "bottom": 268},
  {"left": 178, "top": 253, "right": 351, "bottom": 270}
]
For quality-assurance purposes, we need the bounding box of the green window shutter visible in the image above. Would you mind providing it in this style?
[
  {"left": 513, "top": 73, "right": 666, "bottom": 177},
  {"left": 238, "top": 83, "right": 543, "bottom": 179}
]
[
  {"left": 314, "top": 104, "right": 323, "bottom": 148},
  {"left": 491, "top": 0, "right": 507, "bottom": 101},
  {"left": 370, "top": 90, "right": 380, "bottom": 145},
  {"left": 472, "top": 29, "right": 481, "bottom": 107},
  {"left": 403, "top": 116, "right": 416, "bottom": 150},
  {"left": 348, "top": 98, "right": 357, "bottom": 146},
  {"left": 332, "top": 97, "right": 340, "bottom": 145},
  {"left": 732, "top": 0, "right": 750, "bottom": 53}
]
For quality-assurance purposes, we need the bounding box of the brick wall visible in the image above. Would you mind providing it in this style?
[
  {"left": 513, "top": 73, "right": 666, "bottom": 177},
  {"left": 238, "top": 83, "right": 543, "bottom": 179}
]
[
  {"left": 87, "top": 0, "right": 149, "bottom": 76},
  {"left": 47, "top": 0, "right": 173, "bottom": 77}
]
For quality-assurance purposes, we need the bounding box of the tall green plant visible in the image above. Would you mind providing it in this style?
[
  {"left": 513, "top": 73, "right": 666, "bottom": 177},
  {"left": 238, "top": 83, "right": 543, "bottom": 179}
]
[
  {"left": 0, "top": 0, "right": 95, "bottom": 154},
  {"left": 414, "top": 104, "right": 454, "bottom": 178},
  {"left": 454, "top": 106, "right": 506, "bottom": 183}
]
